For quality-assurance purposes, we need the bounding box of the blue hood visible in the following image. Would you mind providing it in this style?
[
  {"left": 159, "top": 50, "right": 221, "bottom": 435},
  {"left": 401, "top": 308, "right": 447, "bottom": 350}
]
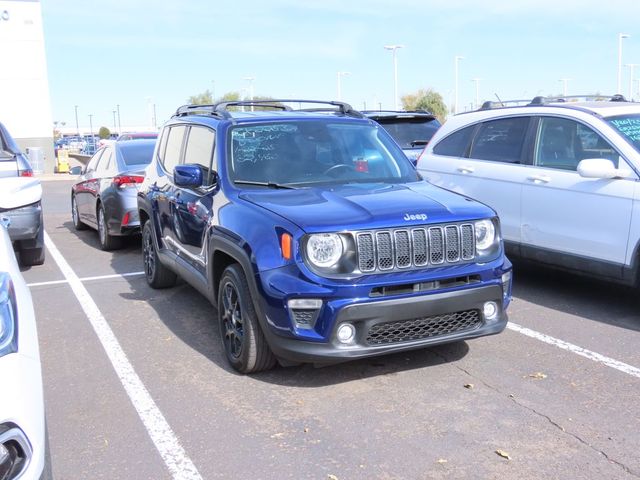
[{"left": 239, "top": 181, "right": 495, "bottom": 232}]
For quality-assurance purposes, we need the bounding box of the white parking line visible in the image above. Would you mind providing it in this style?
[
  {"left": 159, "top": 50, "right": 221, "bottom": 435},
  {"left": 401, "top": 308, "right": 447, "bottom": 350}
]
[
  {"left": 43, "top": 232, "right": 202, "bottom": 480},
  {"left": 27, "top": 271, "right": 145, "bottom": 288},
  {"left": 507, "top": 322, "right": 640, "bottom": 379}
]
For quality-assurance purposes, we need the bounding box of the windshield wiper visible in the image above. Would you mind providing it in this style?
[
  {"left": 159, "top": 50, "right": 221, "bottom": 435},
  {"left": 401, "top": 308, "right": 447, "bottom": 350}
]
[{"left": 233, "top": 180, "right": 297, "bottom": 189}]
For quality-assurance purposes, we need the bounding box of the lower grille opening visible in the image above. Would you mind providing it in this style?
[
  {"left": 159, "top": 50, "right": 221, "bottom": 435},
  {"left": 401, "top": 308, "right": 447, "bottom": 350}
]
[
  {"left": 290, "top": 309, "right": 320, "bottom": 329},
  {"left": 366, "top": 309, "right": 481, "bottom": 345},
  {"left": 369, "top": 275, "right": 481, "bottom": 298}
]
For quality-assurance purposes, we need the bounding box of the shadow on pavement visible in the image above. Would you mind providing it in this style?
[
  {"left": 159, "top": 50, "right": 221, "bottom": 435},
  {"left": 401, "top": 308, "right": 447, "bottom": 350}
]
[
  {"left": 61, "top": 220, "right": 144, "bottom": 275},
  {"left": 511, "top": 259, "right": 640, "bottom": 332},
  {"left": 118, "top": 265, "right": 471, "bottom": 386}
]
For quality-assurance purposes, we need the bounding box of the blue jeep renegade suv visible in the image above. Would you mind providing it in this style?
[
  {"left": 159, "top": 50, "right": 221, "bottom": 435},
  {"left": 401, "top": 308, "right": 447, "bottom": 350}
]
[{"left": 138, "top": 100, "right": 512, "bottom": 373}]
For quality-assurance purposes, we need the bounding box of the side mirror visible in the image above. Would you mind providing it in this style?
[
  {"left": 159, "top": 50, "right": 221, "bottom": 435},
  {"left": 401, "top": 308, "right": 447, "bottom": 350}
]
[
  {"left": 577, "top": 158, "right": 627, "bottom": 179},
  {"left": 69, "top": 166, "right": 83, "bottom": 175},
  {"left": 174, "top": 164, "right": 203, "bottom": 187}
]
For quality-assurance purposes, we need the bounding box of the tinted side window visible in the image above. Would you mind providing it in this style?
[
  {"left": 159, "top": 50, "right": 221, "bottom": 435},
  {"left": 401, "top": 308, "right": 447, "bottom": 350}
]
[
  {"left": 96, "top": 148, "right": 113, "bottom": 174},
  {"left": 184, "top": 126, "right": 215, "bottom": 168},
  {"left": 469, "top": 117, "right": 529, "bottom": 163},
  {"left": 156, "top": 128, "right": 169, "bottom": 164},
  {"left": 163, "top": 125, "right": 187, "bottom": 173},
  {"left": 184, "top": 126, "right": 216, "bottom": 186},
  {"left": 432, "top": 125, "right": 475, "bottom": 157},
  {"left": 535, "top": 117, "right": 619, "bottom": 170},
  {"left": 85, "top": 149, "right": 104, "bottom": 172}
]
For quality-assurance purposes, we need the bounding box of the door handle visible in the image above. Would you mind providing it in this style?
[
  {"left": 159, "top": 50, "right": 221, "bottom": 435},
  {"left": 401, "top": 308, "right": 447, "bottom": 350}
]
[
  {"left": 527, "top": 174, "right": 551, "bottom": 184},
  {"left": 457, "top": 166, "right": 475, "bottom": 174}
]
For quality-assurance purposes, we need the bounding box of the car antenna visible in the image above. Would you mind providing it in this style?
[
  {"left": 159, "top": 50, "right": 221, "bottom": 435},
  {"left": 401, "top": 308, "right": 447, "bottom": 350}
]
[{"left": 494, "top": 93, "right": 504, "bottom": 106}]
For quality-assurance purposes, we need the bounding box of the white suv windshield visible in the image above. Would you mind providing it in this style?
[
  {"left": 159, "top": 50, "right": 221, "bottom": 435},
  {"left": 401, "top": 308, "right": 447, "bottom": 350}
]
[
  {"left": 228, "top": 120, "right": 419, "bottom": 186},
  {"left": 606, "top": 114, "right": 640, "bottom": 154}
]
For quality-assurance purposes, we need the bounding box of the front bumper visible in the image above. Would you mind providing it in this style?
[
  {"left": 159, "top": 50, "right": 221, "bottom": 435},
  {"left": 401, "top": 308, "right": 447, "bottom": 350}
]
[
  {"left": 0, "top": 353, "right": 45, "bottom": 480},
  {"left": 257, "top": 261, "right": 511, "bottom": 364},
  {"left": 0, "top": 202, "right": 41, "bottom": 242}
]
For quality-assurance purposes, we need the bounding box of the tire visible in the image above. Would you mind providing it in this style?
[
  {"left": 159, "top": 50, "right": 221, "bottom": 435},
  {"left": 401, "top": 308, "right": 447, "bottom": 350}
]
[
  {"left": 20, "top": 226, "right": 45, "bottom": 266},
  {"left": 142, "top": 221, "right": 177, "bottom": 289},
  {"left": 218, "top": 264, "right": 276, "bottom": 373},
  {"left": 71, "top": 195, "right": 87, "bottom": 230},
  {"left": 97, "top": 205, "right": 122, "bottom": 251}
]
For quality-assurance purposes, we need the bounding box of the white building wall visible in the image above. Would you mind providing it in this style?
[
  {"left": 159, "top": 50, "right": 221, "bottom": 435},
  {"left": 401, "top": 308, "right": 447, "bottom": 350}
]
[{"left": 0, "top": 0, "right": 54, "bottom": 172}]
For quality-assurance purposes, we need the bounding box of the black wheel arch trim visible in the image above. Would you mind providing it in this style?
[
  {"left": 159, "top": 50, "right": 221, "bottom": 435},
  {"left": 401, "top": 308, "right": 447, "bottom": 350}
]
[{"left": 208, "top": 233, "right": 266, "bottom": 320}]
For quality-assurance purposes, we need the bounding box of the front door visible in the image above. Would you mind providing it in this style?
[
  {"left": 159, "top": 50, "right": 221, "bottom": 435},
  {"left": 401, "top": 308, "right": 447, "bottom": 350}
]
[
  {"left": 169, "top": 125, "right": 217, "bottom": 274},
  {"left": 520, "top": 116, "right": 635, "bottom": 275}
]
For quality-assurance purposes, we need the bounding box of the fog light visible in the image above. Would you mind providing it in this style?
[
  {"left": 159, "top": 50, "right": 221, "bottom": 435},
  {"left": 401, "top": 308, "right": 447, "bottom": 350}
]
[
  {"left": 336, "top": 323, "right": 356, "bottom": 344},
  {"left": 483, "top": 301, "right": 498, "bottom": 320},
  {"left": 287, "top": 298, "right": 322, "bottom": 309}
]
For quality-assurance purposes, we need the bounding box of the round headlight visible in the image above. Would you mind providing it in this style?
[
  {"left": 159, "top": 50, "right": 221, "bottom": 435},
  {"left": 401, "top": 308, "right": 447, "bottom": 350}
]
[
  {"left": 306, "top": 233, "right": 343, "bottom": 267},
  {"left": 474, "top": 219, "right": 496, "bottom": 251}
]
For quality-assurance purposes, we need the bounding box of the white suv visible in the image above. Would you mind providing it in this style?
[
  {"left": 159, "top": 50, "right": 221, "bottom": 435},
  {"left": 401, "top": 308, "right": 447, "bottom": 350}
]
[{"left": 417, "top": 95, "right": 640, "bottom": 285}]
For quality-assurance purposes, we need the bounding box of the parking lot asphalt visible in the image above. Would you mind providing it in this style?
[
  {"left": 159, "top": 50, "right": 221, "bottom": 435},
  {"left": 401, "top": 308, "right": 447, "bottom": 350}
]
[{"left": 22, "top": 179, "right": 640, "bottom": 480}]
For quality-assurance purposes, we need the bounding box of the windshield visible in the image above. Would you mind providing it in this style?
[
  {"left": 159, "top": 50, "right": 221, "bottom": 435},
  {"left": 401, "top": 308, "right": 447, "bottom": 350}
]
[
  {"left": 228, "top": 120, "right": 419, "bottom": 187},
  {"left": 374, "top": 117, "right": 441, "bottom": 149},
  {"left": 606, "top": 114, "right": 640, "bottom": 154}
]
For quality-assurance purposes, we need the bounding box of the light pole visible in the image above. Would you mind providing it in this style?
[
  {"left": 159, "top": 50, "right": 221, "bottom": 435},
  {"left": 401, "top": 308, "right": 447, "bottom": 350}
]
[
  {"left": 626, "top": 64, "right": 639, "bottom": 100},
  {"left": 454, "top": 55, "right": 464, "bottom": 114},
  {"left": 145, "top": 97, "right": 153, "bottom": 128},
  {"left": 88, "top": 114, "right": 93, "bottom": 138},
  {"left": 384, "top": 45, "right": 404, "bottom": 110},
  {"left": 244, "top": 76, "right": 255, "bottom": 111},
  {"left": 618, "top": 33, "right": 631, "bottom": 94},
  {"left": 558, "top": 78, "right": 571, "bottom": 96},
  {"left": 116, "top": 104, "right": 121, "bottom": 134},
  {"left": 112, "top": 110, "right": 116, "bottom": 130},
  {"left": 471, "top": 78, "right": 481, "bottom": 110},
  {"left": 336, "top": 71, "right": 351, "bottom": 101},
  {"left": 74, "top": 105, "right": 79, "bottom": 137},
  {"left": 211, "top": 80, "right": 216, "bottom": 102}
]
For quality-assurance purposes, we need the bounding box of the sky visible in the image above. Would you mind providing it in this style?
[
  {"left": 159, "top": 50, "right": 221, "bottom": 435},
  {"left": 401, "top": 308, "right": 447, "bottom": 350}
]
[{"left": 41, "top": 0, "right": 640, "bottom": 130}]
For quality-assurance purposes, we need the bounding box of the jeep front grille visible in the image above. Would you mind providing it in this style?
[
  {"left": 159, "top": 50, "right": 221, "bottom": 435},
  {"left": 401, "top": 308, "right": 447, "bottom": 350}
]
[
  {"left": 366, "top": 309, "right": 481, "bottom": 345},
  {"left": 356, "top": 223, "right": 475, "bottom": 273}
]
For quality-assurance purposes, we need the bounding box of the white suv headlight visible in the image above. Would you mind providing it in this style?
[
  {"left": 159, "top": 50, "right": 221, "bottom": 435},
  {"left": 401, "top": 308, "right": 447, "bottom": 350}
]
[
  {"left": 474, "top": 219, "right": 496, "bottom": 251},
  {"left": 306, "top": 233, "right": 344, "bottom": 268}
]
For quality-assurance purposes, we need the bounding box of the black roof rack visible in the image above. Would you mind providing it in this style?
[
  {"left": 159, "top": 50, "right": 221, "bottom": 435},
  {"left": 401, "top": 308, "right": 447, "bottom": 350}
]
[
  {"left": 529, "top": 94, "right": 628, "bottom": 105},
  {"left": 173, "top": 99, "right": 364, "bottom": 119},
  {"left": 474, "top": 94, "right": 631, "bottom": 113}
]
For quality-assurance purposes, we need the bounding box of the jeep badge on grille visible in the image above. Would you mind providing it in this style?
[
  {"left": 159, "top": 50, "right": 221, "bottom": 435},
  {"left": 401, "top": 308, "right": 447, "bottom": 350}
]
[{"left": 404, "top": 213, "right": 428, "bottom": 221}]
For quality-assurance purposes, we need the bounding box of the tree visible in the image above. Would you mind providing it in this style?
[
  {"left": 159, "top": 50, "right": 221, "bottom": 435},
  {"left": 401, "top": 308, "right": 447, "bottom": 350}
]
[
  {"left": 187, "top": 89, "right": 214, "bottom": 105},
  {"left": 401, "top": 88, "right": 448, "bottom": 122},
  {"left": 186, "top": 91, "right": 283, "bottom": 111},
  {"left": 98, "top": 126, "right": 111, "bottom": 139},
  {"left": 187, "top": 90, "right": 241, "bottom": 105}
]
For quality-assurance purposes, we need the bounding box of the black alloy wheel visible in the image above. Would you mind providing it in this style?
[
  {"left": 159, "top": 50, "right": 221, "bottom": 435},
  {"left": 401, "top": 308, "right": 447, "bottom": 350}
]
[
  {"left": 218, "top": 264, "right": 276, "bottom": 373},
  {"left": 142, "top": 221, "right": 176, "bottom": 289},
  {"left": 221, "top": 281, "right": 243, "bottom": 359}
]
